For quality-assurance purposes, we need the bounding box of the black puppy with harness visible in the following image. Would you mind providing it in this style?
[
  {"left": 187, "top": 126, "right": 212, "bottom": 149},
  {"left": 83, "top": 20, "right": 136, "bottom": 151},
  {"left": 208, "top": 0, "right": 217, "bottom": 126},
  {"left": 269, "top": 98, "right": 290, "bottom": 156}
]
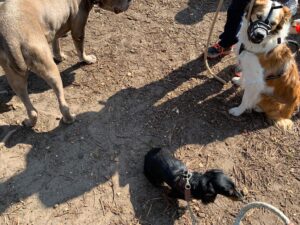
[{"left": 144, "top": 148, "right": 243, "bottom": 204}]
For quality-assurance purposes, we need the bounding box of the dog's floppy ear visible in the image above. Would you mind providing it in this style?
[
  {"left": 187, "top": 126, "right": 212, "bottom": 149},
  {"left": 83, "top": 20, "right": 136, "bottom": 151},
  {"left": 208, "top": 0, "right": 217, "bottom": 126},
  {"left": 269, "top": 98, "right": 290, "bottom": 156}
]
[
  {"left": 207, "top": 181, "right": 215, "bottom": 194},
  {"left": 282, "top": 6, "right": 292, "bottom": 23},
  {"left": 244, "top": 0, "right": 266, "bottom": 18},
  {"left": 201, "top": 181, "right": 217, "bottom": 203},
  {"left": 276, "top": 6, "right": 292, "bottom": 31}
]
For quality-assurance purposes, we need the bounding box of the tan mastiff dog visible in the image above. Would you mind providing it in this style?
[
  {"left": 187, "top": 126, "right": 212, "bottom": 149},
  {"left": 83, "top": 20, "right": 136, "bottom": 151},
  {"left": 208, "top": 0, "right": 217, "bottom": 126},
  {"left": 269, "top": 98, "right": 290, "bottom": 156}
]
[{"left": 0, "top": 0, "right": 131, "bottom": 127}]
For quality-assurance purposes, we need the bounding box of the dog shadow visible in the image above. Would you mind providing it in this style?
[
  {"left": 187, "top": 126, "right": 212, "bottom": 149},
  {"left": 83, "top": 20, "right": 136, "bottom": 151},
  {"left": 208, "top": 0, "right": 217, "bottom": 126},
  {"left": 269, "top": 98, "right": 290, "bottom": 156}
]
[
  {"left": 0, "top": 56, "right": 271, "bottom": 224},
  {"left": 175, "top": 0, "right": 228, "bottom": 25}
]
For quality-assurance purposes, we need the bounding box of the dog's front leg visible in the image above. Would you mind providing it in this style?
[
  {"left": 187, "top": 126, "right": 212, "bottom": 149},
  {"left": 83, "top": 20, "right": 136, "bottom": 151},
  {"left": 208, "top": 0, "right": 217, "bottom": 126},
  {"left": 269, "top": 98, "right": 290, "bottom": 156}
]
[
  {"left": 229, "top": 52, "right": 264, "bottom": 116},
  {"left": 229, "top": 84, "right": 262, "bottom": 116},
  {"left": 52, "top": 38, "right": 67, "bottom": 63},
  {"left": 71, "top": 11, "right": 97, "bottom": 64}
]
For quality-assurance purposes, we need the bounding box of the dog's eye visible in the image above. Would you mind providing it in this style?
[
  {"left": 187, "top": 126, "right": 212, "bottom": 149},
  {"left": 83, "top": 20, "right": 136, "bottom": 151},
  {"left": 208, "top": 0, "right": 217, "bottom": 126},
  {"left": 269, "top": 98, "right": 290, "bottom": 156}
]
[
  {"left": 257, "top": 14, "right": 263, "bottom": 20},
  {"left": 270, "top": 21, "right": 276, "bottom": 26}
]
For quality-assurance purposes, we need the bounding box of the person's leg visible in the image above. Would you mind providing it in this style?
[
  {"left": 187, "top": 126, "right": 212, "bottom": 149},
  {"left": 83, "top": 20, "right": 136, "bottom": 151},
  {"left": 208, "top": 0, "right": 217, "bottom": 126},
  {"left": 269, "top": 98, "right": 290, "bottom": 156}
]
[
  {"left": 219, "top": 0, "right": 250, "bottom": 48},
  {"left": 207, "top": 0, "right": 250, "bottom": 58}
]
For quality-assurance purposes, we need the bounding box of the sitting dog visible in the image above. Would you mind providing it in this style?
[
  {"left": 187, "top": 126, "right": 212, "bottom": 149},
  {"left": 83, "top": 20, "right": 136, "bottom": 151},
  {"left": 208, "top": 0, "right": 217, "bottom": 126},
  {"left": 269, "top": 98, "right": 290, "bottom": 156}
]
[
  {"left": 0, "top": 0, "right": 131, "bottom": 127},
  {"left": 229, "top": 0, "right": 300, "bottom": 130},
  {"left": 144, "top": 148, "right": 243, "bottom": 204}
]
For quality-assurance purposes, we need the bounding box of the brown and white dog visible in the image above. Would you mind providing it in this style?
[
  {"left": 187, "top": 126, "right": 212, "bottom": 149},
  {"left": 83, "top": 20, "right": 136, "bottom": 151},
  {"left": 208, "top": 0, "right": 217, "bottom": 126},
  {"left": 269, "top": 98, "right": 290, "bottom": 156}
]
[
  {"left": 229, "top": 0, "right": 300, "bottom": 129},
  {"left": 0, "top": 0, "right": 131, "bottom": 127}
]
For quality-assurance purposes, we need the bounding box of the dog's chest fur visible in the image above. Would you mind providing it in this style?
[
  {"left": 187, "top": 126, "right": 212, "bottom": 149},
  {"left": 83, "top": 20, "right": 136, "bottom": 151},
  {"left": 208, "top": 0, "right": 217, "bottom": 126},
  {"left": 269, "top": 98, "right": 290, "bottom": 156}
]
[{"left": 238, "top": 50, "right": 273, "bottom": 105}]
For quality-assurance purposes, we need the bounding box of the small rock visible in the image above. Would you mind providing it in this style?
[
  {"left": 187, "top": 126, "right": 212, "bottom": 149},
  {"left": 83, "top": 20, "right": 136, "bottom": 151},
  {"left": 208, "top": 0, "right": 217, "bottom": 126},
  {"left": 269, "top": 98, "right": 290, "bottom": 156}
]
[
  {"left": 197, "top": 212, "right": 206, "bottom": 218},
  {"left": 242, "top": 187, "right": 249, "bottom": 196},
  {"left": 53, "top": 204, "right": 59, "bottom": 209}
]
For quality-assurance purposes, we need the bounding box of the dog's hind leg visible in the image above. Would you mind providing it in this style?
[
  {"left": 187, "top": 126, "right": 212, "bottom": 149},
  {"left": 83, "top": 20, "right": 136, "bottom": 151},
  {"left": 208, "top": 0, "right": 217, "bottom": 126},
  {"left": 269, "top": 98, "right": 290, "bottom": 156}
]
[
  {"left": 3, "top": 66, "right": 38, "bottom": 127},
  {"left": 258, "top": 95, "right": 295, "bottom": 130},
  {"left": 27, "top": 41, "right": 75, "bottom": 124}
]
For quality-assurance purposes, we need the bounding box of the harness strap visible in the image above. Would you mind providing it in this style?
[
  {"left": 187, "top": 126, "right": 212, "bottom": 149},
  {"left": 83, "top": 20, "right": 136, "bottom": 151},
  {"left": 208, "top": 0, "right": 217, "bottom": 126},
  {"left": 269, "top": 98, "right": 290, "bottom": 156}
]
[
  {"left": 265, "top": 4, "right": 283, "bottom": 24},
  {"left": 175, "top": 170, "right": 193, "bottom": 201}
]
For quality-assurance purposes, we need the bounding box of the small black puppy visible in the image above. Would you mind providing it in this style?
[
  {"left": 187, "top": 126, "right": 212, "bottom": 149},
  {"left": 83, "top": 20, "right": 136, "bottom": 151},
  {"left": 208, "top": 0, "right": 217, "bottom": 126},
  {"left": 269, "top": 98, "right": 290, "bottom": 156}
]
[{"left": 144, "top": 148, "right": 243, "bottom": 204}]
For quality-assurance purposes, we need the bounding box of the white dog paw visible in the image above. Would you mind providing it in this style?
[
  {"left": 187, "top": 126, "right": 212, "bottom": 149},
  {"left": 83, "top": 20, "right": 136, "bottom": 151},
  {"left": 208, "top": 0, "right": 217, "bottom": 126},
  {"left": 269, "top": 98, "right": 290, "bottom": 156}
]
[
  {"left": 82, "top": 54, "right": 97, "bottom": 64},
  {"left": 229, "top": 107, "right": 243, "bottom": 117},
  {"left": 232, "top": 77, "right": 241, "bottom": 86},
  {"left": 275, "top": 119, "right": 294, "bottom": 130}
]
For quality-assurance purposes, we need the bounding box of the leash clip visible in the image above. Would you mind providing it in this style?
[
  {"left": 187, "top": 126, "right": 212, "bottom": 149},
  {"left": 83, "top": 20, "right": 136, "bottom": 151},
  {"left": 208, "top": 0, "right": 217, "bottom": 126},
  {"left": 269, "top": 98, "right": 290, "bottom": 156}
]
[{"left": 183, "top": 170, "right": 192, "bottom": 190}]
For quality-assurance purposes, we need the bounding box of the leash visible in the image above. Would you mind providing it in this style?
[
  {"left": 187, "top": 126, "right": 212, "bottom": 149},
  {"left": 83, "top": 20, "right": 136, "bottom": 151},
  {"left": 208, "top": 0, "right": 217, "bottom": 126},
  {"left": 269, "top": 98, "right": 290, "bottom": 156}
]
[
  {"left": 187, "top": 202, "right": 198, "bottom": 225},
  {"left": 203, "top": 0, "right": 226, "bottom": 84},
  {"left": 186, "top": 200, "right": 294, "bottom": 225},
  {"left": 203, "top": 0, "right": 256, "bottom": 85},
  {"left": 182, "top": 170, "right": 199, "bottom": 225},
  {"left": 233, "top": 201, "right": 294, "bottom": 225}
]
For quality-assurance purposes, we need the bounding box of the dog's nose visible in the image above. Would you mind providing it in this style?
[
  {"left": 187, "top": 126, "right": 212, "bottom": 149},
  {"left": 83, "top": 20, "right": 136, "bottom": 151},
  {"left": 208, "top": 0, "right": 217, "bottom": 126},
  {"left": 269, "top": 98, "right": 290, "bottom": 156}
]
[
  {"left": 254, "top": 29, "right": 266, "bottom": 40},
  {"left": 256, "top": 32, "right": 264, "bottom": 39}
]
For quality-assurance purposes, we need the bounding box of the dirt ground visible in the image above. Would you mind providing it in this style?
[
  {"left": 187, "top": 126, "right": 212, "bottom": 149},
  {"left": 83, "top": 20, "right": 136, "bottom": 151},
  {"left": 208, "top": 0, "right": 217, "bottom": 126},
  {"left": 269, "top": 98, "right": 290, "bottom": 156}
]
[{"left": 0, "top": 0, "right": 299, "bottom": 224}]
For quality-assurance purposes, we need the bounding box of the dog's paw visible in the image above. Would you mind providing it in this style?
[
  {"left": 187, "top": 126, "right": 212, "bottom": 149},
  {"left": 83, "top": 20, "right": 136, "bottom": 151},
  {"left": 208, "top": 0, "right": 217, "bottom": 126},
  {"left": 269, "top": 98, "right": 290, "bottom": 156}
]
[
  {"left": 82, "top": 54, "right": 97, "bottom": 64},
  {"left": 232, "top": 77, "right": 241, "bottom": 86},
  {"left": 229, "top": 107, "right": 243, "bottom": 117},
  {"left": 62, "top": 113, "right": 76, "bottom": 124},
  {"left": 53, "top": 52, "right": 68, "bottom": 63},
  {"left": 22, "top": 111, "right": 38, "bottom": 127},
  {"left": 22, "top": 118, "right": 36, "bottom": 127},
  {"left": 275, "top": 119, "right": 294, "bottom": 130}
]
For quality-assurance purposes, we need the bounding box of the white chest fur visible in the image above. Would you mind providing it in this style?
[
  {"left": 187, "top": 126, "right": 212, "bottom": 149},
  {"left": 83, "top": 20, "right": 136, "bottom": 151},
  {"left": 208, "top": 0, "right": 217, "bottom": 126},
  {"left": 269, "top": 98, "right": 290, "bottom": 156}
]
[{"left": 229, "top": 51, "right": 267, "bottom": 116}]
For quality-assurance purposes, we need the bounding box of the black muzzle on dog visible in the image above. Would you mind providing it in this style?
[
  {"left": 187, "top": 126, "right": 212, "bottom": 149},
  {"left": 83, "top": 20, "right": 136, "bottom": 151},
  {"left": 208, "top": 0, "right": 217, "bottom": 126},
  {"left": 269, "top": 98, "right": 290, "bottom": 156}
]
[{"left": 247, "top": 2, "right": 283, "bottom": 44}]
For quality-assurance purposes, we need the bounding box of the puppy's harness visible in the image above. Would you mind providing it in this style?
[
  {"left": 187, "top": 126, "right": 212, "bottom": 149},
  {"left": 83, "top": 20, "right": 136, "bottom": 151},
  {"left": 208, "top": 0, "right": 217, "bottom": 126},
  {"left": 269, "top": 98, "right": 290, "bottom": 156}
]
[
  {"left": 239, "top": 41, "right": 299, "bottom": 81},
  {"left": 176, "top": 170, "right": 192, "bottom": 201},
  {"left": 176, "top": 170, "right": 198, "bottom": 225}
]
